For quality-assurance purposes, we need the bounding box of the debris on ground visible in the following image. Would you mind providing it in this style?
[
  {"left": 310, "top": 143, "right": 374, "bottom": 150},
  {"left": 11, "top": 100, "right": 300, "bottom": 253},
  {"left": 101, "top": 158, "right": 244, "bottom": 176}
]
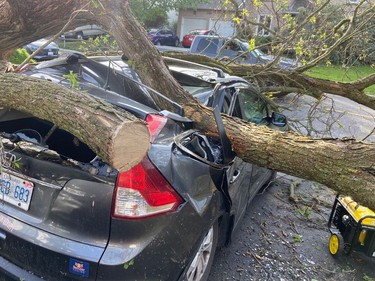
[{"left": 208, "top": 174, "right": 375, "bottom": 281}]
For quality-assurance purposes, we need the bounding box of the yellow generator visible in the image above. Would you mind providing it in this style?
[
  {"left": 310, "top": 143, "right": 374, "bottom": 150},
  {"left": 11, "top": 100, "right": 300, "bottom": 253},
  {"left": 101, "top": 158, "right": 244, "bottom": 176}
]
[{"left": 328, "top": 195, "right": 375, "bottom": 257}]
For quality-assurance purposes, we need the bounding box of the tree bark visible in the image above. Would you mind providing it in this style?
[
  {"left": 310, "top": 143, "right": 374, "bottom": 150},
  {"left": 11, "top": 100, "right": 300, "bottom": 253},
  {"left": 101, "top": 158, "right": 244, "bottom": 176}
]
[
  {"left": 0, "top": 0, "right": 94, "bottom": 59},
  {"left": 184, "top": 102, "right": 375, "bottom": 209},
  {"left": 0, "top": 73, "right": 150, "bottom": 172}
]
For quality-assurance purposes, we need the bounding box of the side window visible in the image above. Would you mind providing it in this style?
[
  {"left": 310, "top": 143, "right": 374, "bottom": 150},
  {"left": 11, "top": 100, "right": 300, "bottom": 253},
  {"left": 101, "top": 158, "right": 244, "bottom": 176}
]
[
  {"left": 196, "top": 38, "right": 219, "bottom": 55},
  {"left": 81, "top": 65, "right": 103, "bottom": 86},
  {"left": 238, "top": 88, "right": 268, "bottom": 124}
]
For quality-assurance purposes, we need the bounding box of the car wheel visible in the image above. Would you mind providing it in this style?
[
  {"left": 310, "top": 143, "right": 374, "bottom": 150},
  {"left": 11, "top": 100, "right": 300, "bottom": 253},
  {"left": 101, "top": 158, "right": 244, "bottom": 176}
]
[
  {"left": 175, "top": 39, "right": 179, "bottom": 47},
  {"left": 75, "top": 32, "right": 83, "bottom": 40},
  {"left": 185, "top": 221, "right": 218, "bottom": 281},
  {"left": 156, "top": 41, "right": 161, "bottom": 46}
]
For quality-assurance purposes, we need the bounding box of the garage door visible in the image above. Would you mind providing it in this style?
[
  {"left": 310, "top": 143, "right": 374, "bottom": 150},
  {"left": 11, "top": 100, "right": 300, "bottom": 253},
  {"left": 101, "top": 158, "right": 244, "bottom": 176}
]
[
  {"left": 209, "top": 19, "right": 236, "bottom": 37},
  {"left": 180, "top": 18, "right": 208, "bottom": 38}
]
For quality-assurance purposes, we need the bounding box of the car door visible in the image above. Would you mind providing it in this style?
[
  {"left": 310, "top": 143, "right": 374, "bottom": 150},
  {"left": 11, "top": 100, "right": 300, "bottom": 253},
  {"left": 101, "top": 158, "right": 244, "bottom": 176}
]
[
  {"left": 213, "top": 83, "right": 276, "bottom": 224},
  {"left": 235, "top": 86, "right": 274, "bottom": 198},
  {"left": 159, "top": 30, "right": 168, "bottom": 45},
  {"left": 165, "top": 30, "right": 174, "bottom": 46},
  {"left": 210, "top": 86, "right": 253, "bottom": 229}
]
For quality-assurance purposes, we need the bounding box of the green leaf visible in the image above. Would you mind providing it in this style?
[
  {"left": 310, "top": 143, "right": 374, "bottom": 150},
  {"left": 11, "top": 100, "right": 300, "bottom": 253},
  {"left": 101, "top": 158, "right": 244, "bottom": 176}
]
[{"left": 124, "top": 259, "right": 134, "bottom": 269}]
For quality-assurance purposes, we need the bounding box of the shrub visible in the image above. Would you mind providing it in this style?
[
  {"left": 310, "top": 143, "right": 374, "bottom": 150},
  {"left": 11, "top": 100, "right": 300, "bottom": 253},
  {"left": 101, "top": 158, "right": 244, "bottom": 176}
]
[{"left": 9, "top": 48, "right": 35, "bottom": 64}]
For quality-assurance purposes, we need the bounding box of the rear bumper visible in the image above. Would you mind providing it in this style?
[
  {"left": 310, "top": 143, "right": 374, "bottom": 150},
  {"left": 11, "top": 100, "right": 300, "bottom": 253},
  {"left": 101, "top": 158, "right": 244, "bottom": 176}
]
[
  {"left": 0, "top": 212, "right": 104, "bottom": 281},
  {"left": 0, "top": 256, "right": 43, "bottom": 281},
  {"left": 0, "top": 193, "right": 223, "bottom": 281}
]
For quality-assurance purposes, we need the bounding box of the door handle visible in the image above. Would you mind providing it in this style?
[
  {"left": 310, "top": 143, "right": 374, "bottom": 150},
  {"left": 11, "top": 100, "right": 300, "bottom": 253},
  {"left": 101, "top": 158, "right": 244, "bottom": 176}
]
[{"left": 229, "top": 169, "right": 241, "bottom": 184}]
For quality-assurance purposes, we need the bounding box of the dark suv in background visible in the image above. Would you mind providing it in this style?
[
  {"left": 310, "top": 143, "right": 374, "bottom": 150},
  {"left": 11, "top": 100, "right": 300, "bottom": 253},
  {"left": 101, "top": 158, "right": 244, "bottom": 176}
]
[
  {"left": 148, "top": 29, "right": 180, "bottom": 47},
  {"left": 0, "top": 53, "right": 286, "bottom": 281},
  {"left": 190, "top": 35, "right": 299, "bottom": 69}
]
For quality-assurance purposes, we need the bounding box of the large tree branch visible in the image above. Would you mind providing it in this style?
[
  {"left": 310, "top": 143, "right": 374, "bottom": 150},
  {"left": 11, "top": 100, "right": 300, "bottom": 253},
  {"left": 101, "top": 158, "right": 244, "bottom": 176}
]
[
  {"left": 184, "top": 102, "right": 375, "bottom": 209},
  {"left": 0, "top": 73, "right": 150, "bottom": 172},
  {"left": 352, "top": 73, "right": 375, "bottom": 90},
  {"left": 0, "top": 0, "right": 93, "bottom": 59},
  {"left": 166, "top": 53, "right": 375, "bottom": 111}
]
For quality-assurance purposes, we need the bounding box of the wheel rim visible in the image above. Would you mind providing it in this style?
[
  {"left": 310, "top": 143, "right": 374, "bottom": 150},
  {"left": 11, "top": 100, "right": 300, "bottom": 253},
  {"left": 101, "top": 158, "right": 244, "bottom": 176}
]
[
  {"left": 186, "top": 226, "right": 214, "bottom": 281},
  {"left": 329, "top": 234, "right": 339, "bottom": 255},
  {"left": 156, "top": 41, "right": 161, "bottom": 46}
]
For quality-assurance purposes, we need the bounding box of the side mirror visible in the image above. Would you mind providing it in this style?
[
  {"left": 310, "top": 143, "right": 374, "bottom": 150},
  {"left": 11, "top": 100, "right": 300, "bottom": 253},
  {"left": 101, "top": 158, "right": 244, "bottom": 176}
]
[{"left": 271, "top": 112, "right": 287, "bottom": 127}]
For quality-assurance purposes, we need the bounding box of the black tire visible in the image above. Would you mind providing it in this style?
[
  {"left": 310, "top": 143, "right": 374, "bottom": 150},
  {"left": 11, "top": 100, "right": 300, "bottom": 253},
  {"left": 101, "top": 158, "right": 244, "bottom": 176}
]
[{"left": 184, "top": 220, "right": 218, "bottom": 281}]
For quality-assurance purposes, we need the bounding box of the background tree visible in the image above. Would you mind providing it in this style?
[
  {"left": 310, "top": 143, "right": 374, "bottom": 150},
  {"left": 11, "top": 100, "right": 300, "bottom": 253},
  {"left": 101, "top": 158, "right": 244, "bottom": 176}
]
[
  {"left": 130, "top": 0, "right": 208, "bottom": 29},
  {"left": 0, "top": 0, "right": 375, "bottom": 209},
  {"left": 130, "top": 0, "right": 169, "bottom": 28}
]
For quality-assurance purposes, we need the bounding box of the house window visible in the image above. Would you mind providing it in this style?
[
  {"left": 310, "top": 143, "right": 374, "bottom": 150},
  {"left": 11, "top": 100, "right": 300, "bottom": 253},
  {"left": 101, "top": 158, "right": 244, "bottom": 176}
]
[{"left": 257, "top": 15, "right": 272, "bottom": 36}]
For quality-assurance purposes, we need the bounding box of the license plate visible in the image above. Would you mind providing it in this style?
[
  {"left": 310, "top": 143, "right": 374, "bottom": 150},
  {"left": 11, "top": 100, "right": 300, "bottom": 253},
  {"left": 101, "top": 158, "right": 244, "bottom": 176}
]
[
  {"left": 48, "top": 51, "right": 54, "bottom": 56},
  {"left": 0, "top": 172, "right": 34, "bottom": 211}
]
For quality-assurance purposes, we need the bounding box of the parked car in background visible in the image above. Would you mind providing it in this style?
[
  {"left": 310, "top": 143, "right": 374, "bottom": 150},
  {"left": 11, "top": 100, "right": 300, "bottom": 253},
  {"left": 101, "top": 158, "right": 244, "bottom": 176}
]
[
  {"left": 148, "top": 28, "right": 180, "bottom": 46},
  {"left": 62, "top": 24, "right": 107, "bottom": 39},
  {"left": 0, "top": 53, "right": 287, "bottom": 281},
  {"left": 182, "top": 29, "right": 216, "bottom": 48},
  {"left": 190, "top": 35, "right": 299, "bottom": 69},
  {"left": 24, "top": 39, "right": 59, "bottom": 61}
]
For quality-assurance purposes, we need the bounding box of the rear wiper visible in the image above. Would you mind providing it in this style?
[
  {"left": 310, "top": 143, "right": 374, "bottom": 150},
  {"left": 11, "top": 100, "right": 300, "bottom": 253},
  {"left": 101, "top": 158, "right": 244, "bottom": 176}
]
[{"left": 1, "top": 130, "right": 46, "bottom": 147}]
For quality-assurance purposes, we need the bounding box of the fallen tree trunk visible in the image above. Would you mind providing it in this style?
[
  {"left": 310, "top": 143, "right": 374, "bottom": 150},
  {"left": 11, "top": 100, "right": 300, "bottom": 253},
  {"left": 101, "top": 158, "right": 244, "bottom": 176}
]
[
  {"left": 3, "top": 71, "right": 374, "bottom": 208},
  {"left": 0, "top": 73, "right": 150, "bottom": 172},
  {"left": 184, "top": 102, "right": 375, "bottom": 209}
]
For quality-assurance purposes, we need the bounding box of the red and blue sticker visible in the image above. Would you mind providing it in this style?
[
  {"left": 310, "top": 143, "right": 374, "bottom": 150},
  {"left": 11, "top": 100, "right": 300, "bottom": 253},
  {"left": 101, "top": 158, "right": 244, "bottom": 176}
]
[{"left": 69, "top": 258, "right": 89, "bottom": 278}]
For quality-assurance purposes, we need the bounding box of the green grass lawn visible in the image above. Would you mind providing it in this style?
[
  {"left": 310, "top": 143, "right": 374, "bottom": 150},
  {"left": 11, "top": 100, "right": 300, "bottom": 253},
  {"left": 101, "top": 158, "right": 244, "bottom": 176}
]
[
  {"left": 304, "top": 65, "right": 375, "bottom": 94},
  {"left": 58, "top": 40, "right": 83, "bottom": 51}
]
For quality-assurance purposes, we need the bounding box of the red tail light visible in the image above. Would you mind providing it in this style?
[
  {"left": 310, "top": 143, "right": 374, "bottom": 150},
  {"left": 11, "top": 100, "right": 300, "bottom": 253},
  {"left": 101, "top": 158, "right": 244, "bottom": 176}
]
[
  {"left": 112, "top": 114, "right": 182, "bottom": 219},
  {"left": 145, "top": 114, "right": 167, "bottom": 142},
  {"left": 112, "top": 156, "right": 183, "bottom": 219}
]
